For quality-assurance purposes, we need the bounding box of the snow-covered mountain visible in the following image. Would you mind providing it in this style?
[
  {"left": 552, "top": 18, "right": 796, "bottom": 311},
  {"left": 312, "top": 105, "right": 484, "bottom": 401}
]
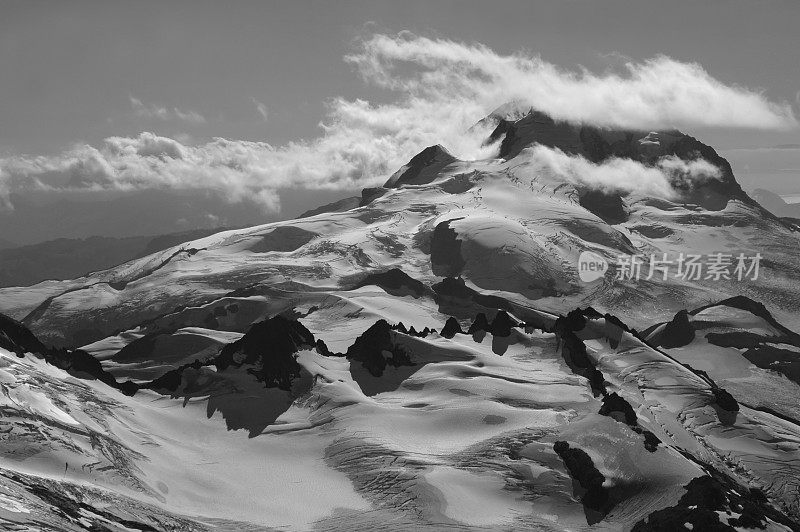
[{"left": 1, "top": 108, "right": 800, "bottom": 531}]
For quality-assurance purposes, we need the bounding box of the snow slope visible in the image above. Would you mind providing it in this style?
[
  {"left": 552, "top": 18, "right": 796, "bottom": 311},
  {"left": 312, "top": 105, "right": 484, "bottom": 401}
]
[{"left": 1, "top": 108, "right": 800, "bottom": 530}]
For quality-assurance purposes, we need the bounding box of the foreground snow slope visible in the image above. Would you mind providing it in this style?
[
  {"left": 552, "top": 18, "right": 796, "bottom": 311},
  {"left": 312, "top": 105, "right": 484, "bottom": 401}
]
[{"left": 3, "top": 300, "right": 800, "bottom": 530}]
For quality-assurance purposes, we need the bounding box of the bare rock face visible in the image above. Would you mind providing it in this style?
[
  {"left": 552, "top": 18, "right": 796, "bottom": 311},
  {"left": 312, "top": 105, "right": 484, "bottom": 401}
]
[
  {"left": 552, "top": 309, "right": 607, "bottom": 396},
  {"left": 250, "top": 226, "right": 319, "bottom": 253},
  {"left": 0, "top": 312, "right": 47, "bottom": 355},
  {"left": 553, "top": 441, "right": 612, "bottom": 524},
  {"left": 430, "top": 219, "right": 466, "bottom": 277},
  {"left": 384, "top": 145, "right": 457, "bottom": 188},
  {"left": 489, "top": 310, "right": 518, "bottom": 337},
  {"left": 633, "top": 473, "right": 795, "bottom": 531},
  {"left": 346, "top": 319, "right": 413, "bottom": 377},
  {"left": 1, "top": 311, "right": 135, "bottom": 394},
  {"left": 710, "top": 386, "right": 739, "bottom": 413},
  {"left": 578, "top": 189, "right": 630, "bottom": 225},
  {"left": 598, "top": 392, "right": 638, "bottom": 425},
  {"left": 298, "top": 196, "right": 360, "bottom": 218},
  {"left": 440, "top": 316, "right": 464, "bottom": 339},
  {"left": 214, "top": 316, "right": 316, "bottom": 390},
  {"left": 656, "top": 309, "right": 696, "bottom": 348},
  {"left": 354, "top": 268, "right": 427, "bottom": 298},
  {"left": 467, "top": 312, "right": 491, "bottom": 335},
  {"left": 486, "top": 108, "right": 754, "bottom": 211},
  {"left": 359, "top": 187, "right": 388, "bottom": 206}
]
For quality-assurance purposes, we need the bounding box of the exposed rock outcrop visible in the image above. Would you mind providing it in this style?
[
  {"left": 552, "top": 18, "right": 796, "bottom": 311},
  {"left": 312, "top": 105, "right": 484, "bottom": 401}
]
[
  {"left": 553, "top": 441, "right": 612, "bottom": 524},
  {"left": 298, "top": 196, "right": 360, "bottom": 218},
  {"left": 1, "top": 311, "right": 137, "bottom": 395},
  {"left": 487, "top": 108, "right": 756, "bottom": 211},
  {"left": 598, "top": 392, "right": 637, "bottom": 425},
  {"left": 654, "top": 309, "right": 696, "bottom": 348},
  {"left": 440, "top": 317, "right": 464, "bottom": 339},
  {"left": 213, "top": 316, "right": 315, "bottom": 390},
  {"left": 633, "top": 473, "right": 798, "bottom": 531},
  {"left": 346, "top": 319, "right": 414, "bottom": 377},
  {"left": 489, "top": 310, "right": 518, "bottom": 337},
  {"left": 354, "top": 268, "right": 428, "bottom": 298},
  {"left": 430, "top": 219, "right": 466, "bottom": 277},
  {"left": 0, "top": 313, "right": 47, "bottom": 355},
  {"left": 249, "top": 226, "right": 318, "bottom": 253},
  {"left": 552, "top": 309, "right": 607, "bottom": 396},
  {"left": 384, "top": 145, "right": 457, "bottom": 188}
]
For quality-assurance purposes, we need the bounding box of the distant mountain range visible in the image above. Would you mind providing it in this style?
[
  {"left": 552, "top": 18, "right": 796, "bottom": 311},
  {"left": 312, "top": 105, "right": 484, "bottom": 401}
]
[
  {"left": 0, "top": 187, "right": 359, "bottom": 245},
  {"left": 0, "top": 228, "right": 226, "bottom": 287},
  {"left": 751, "top": 187, "right": 800, "bottom": 218}
]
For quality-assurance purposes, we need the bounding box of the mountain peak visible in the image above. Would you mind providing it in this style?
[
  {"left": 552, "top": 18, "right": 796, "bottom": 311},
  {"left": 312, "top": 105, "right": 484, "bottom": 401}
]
[
  {"left": 485, "top": 100, "right": 535, "bottom": 122},
  {"left": 480, "top": 105, "right": 753, "bottom": 211},
  {"left": 384, "top": 144, "right": 457, "bottom": 188}
]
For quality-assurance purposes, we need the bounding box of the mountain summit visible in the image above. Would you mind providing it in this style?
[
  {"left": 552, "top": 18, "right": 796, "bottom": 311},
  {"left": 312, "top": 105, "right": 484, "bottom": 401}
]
[
  {"left": 384, "top": 144, "right": 457, "bottom": 188},
  {"left": 485, "top": 106, "right": 752, "bottom": 210}
]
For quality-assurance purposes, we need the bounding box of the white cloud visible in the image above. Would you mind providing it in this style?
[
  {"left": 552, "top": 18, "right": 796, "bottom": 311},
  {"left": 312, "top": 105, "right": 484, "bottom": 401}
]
[
  {"left": 0, "top": 168, "right": 12, "bottom": 211},
  {"left": 252, "top": 98, "right": 269, "bottom": 122},
  {"left": 347, "top": 32, "right": 797, "bottom": 131},
  {"left": 524, "top": 144, "right": 721, "bottom": 199},
  {"left": 130, "top": 96, "right": 206, "bottom": 124},
  {"left": 1, "top": 33, "right": 793, "bottom": 212},
  {"left": 0, "top": 131, "right": 391, "bottom": 213}
]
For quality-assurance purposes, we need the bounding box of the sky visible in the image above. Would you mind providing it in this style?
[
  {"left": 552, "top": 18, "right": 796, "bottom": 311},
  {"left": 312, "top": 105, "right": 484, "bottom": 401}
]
[{"left": 1, "top": 0, "right": 798, "bottom": 242}]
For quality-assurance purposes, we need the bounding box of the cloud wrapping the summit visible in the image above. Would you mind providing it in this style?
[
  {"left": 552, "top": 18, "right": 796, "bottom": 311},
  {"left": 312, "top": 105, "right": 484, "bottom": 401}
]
[
  {"left": 0, "top": 33, "right": 794, "bottom": 211},
  {"left": 524, "top": 144, "right": 721, "bottom": 199}
]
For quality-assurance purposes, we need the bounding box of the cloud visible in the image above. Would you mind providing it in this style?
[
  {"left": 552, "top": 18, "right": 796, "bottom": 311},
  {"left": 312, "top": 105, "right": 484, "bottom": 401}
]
[
  {"left": 252, "top": 98, "right": 269, "bottom": 122},
  {"left": 523, "top": 144, "right": 721, "bottom": 199},
  {"left": 347, "top": 32, "right": 797, "bottom": 131},
  {"left": 0, "top": 169, "right": 12, "bottom": 211},
  {"left": 0, "top": 130, "right": 400, "bottom": 213},
  {"left": 1, "top": 33, "right": 793, "bottom": 212},
  {"left": 130, "top": 96, "right": 206, "bottom": 124}
]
